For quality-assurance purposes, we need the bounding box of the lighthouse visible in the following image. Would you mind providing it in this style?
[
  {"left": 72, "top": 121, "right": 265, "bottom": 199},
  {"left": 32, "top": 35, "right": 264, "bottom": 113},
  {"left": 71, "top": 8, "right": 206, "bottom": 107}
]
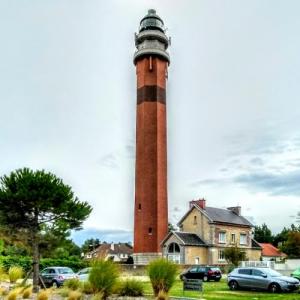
[{"left": 133, "top": 9, "right": 170, "bottom": 264}]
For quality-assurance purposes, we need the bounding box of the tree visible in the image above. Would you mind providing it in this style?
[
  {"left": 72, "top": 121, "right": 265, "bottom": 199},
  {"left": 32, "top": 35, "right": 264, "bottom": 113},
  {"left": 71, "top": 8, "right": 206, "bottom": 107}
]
[
  {"left": 280, "top": 231, "right": 300, "bottom": 258},
  {"left": 254, "top": 223, "right": 273, "bottom": 243},
  {"left": 81, "top": 238, "right": 100, "bottom": 254},
  {"left": 224, "top": 245, "right": 247, "bottom": 267},
  {"left": 168, "top": 223, "right": 177, "bottom": 233},
  {"left": 0, "top": 168, "right": 92, "bottom": 292}
]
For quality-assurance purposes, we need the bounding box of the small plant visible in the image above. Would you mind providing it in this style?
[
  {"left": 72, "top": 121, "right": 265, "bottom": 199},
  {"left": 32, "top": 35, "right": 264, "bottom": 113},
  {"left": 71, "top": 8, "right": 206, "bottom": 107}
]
[
  {"left": 57, "top": 288, "right": 70, "bottom": 298},
  {"left": 37, "top": 290, "right": 49, "bottom": 300},
  {"left": 81, "top": 281, "right": 94, "bottom": 294},
  {"left": 68, "top": 290, "right": 82, "bottom": 300},
  {"left": 89, "top": 259, "right": 119, "bottom": 299},
  {"left": 8, "top": 266, "right": 23, "bottom": 283},
  {"left": 147, "top": 258, "right": 178, "bottom": 296},
  {"left": 118, "top": 279, "right": 144, "bottom": 297},
  {"left": 22, "top": 286, "right": 32, "bottom": 299},
  {"left": 90, "top": 292, "right": 104, "bottom": 300},
  {"left": 64, "top": 278, "right": 81, "bottom": 290},
  {"left": 157, "top": 290, "right": 168, "bottom": 300},
  {"left": 7, "top": 289, "right": 19, "bottom": 300}
]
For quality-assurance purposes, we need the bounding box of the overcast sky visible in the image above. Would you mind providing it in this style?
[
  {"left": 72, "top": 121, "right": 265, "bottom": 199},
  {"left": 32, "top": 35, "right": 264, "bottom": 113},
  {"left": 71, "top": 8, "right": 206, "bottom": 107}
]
[{"left": 0, "top": 0, "right": 299, "bottom": 245}]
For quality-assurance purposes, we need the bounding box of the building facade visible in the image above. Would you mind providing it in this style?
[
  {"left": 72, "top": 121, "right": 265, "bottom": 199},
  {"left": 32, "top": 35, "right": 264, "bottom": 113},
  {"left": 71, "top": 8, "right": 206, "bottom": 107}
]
[
  {"left": 162, "top": 199, "right": 262, "bottom": 265},
  {"left": 133, "top": 9, "right": 170, "bottom": 264}
]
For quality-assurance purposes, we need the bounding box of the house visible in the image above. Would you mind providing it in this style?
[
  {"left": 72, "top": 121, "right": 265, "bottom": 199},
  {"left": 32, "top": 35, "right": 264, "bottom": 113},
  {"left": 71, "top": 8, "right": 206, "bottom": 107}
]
[
  {"left": 259, "top": 243, "right": 287, "bottom": 262},
  {"left": 85, "top": 242, "right": 133, "bottom": 262},
  {"left": 162, "top": 199, "right": 262, "bottom": 265}
]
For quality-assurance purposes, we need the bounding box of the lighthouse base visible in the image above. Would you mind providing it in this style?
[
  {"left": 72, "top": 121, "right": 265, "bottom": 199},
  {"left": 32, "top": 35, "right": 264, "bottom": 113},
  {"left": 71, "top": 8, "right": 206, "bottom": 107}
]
[{"left": 133, "top": 253, "right": 162, "bottom": 265}]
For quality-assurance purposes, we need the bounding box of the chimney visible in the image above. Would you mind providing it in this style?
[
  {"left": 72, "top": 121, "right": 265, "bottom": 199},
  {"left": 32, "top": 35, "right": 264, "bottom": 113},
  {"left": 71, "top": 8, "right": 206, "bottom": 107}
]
[
  {"left": 189, "top": 198, "right": 206, "bottom": 210},
  {"left": 227, "top": 206, "right": 241, "bottom": 216}
]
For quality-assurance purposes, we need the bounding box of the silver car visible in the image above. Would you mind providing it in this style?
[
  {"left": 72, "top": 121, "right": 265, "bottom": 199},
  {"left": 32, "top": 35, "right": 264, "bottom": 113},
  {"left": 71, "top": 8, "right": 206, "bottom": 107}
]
[{"left": 228, "top": 267, "right": 300, "bottom": 293}]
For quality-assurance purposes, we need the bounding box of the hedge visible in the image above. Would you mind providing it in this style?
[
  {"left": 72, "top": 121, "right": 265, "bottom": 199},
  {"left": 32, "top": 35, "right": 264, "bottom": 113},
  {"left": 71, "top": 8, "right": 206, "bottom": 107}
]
[{"left": 0, "top": 256, "right": 89, "bottom": 273}]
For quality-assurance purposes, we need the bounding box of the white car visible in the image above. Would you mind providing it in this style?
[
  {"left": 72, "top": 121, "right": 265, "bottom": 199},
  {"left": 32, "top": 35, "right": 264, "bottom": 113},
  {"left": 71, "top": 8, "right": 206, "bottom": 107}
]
[{"left": 76, "top": 267, "right": 91, "bottom": 281}]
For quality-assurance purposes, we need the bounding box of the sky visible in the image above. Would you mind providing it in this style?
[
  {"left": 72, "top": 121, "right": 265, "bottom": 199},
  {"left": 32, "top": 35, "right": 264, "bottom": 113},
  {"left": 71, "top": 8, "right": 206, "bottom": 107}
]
[{"left": 0, "top": 0, "right": 299, "bottom": 245}]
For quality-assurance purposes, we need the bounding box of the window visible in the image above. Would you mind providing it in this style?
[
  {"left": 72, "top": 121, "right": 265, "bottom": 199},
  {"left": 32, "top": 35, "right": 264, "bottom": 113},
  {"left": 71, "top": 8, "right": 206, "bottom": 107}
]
[
  {"left": 193, "top": 216, "right": 197, "bottom": 225},
  {"left": 238, "top": 268, "right": 251, "bottom": 275},
  {"left": 138, "top": 204, "right": 141, "bottom": 210},
  {"left": 231, "top": 233, "right": 236, "bottom": 244},
  {"left": 218, "top": 249, "right": 225, "bottom": 261},
  {"left": 252, "top": 269, "right": 264, "bottom": 277},
  {"left": 148, "top": 227, "right": 153, "bottom": 235},
  {"left": 240, "top": 233, "right": 247, "bottom": 245},
  {"left": 219, "top": 232, "right": 226, "bottom": 243},
  {"left": 167, "top": 243, "right": 180, "bottom": 264}
]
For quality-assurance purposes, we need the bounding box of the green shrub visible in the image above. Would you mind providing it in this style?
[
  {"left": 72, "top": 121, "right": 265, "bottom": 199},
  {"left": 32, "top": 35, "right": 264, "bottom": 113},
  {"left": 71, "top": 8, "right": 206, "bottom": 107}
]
[
  {"left": 0, "top": 256, "right": 88, "bottom": 273},
  {"left": 81, "top": 281, "right": 94, "bottom": 294},
  {"left": 117, "top": 279, "right": 144, "bottom": 297},
  {"left": 37, "top": 290, "right": 49, "bottom": 300},
  {"left": 22, "top": 286, "right": 32, "bottom": 299},
  {"left": 68, "top": 290, "right": 82, "bottom": 300},
  {"left": 7, "top": 289, "right": 18, "bottom": 300},
  {"left": 64, "top": 278, "right": 81, "bottom": 290},
  {"left": 8, "top": 266, "right": 23, "bottom": 283},
  {"left": 58, "top": 288, "right": 70, "bottom": 298},
  {"left": 90, "top": 292, "right": 104, "bottom": 300},
  {"left": 89, "top": 260, "right": 119, "bottom": 299},
  {"left": 147, "top": 258, "right": 178, "bottom": 296}
]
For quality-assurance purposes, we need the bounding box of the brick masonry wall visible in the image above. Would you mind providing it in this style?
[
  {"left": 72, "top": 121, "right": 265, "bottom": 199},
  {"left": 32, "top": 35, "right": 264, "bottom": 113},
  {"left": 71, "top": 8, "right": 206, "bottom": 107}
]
[{"left": 134, "top": 56, "right": 168, "bottom": 254}]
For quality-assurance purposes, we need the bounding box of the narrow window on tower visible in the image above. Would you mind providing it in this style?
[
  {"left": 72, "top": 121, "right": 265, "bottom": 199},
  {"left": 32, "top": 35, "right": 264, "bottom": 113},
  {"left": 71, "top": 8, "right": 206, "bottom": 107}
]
[
  {"left": 148, "top": 227, "right": 153, "bottom": 235},
  {"left": 138, "top": 203, "right": 141, "bottom": 210}
]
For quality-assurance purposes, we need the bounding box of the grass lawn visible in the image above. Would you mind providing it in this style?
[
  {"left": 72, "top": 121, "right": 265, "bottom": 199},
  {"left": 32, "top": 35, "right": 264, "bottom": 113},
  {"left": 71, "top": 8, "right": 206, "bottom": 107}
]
[{"left": 142, "top": 279, "right": 300, "bottom": 300}]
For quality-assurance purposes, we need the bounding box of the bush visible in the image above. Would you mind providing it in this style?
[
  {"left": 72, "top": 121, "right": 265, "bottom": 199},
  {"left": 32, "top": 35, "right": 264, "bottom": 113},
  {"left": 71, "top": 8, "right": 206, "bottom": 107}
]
[
  {"left": 8, "top": 266, "right": 23, "bottom": 283},
  {"left": 89, "top": 260, "right": 119, "bottom": 299},
  {"left": 0, "top": 256, "right": 88, "bottom": 273},
  {"left": 81, "top": 281, "right": 94, "bottom": 294},
  {"left": 68, "top": 290, "right": 82, "bottom": 300},
  {"left": 64, "top": 278, "right": 81, "bottom": 290},
  {"left": 117, "top": 279, "right": 144, "bottom": 297},
  {"left": 22, "top": 286, "right": 32, "bottom": 299},
  {"left": 7, "top": 289, "right": 19, "bottom": 300},
  {"left": 147, "top": 258, "right": 178, "bottom": 296},
  {"left": 37, "top": 290, "right": 50, "bottom": 300}
]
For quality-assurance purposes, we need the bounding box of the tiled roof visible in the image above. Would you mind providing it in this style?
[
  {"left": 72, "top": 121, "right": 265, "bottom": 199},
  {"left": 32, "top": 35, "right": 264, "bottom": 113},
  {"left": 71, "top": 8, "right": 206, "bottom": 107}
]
[
  {"left": 89, "top": 243, "right": 133, "bottom": 258},
  {"left": 204, "top": 206, "right": 253, "bottom": 227},
  {"left": 259, "top": 243, "right": 287, "bottom": 257},
  {"left": 174, "top": 232, "right": 207, "bottom": 246}
]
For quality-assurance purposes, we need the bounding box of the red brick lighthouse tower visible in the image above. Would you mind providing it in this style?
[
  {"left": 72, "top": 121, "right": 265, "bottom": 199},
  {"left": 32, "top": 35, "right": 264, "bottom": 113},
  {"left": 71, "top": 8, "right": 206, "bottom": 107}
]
[{"left": 133, "top": 9, "right": 170, "bottom": 264}]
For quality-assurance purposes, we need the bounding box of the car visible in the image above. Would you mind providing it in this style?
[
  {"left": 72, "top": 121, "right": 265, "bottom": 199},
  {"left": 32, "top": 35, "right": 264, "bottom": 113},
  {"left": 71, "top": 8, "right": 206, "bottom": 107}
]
[
  {"left": 227, "top": 267, "right": 300, "bottom": 293},
  {"left": 40, "top": 267, "right": 76, "bottom": 288},
  {"left": 291, "top": 267, "right": 300, "bottom": 280},
  {"left": 76, "top": 267, "right": 91, "bottom": 281},
  {"left": 180, "top": 266, "right": 222, "bottom": 282}
]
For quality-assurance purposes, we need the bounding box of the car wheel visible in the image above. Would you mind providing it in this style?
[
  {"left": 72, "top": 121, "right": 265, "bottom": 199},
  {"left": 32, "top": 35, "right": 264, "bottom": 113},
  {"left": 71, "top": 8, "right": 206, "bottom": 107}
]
[
  {"left": 203, "top": 275, "right": 208, "bottom": 282},
  {"left": 52, "top": 281, "right": 59, "bottom": 288},
  {"left": 229, "top": 280, "right": 239, "bottom": 290},
  {"left": 269, "top": 283, "right": 281, "bottom": 293}
]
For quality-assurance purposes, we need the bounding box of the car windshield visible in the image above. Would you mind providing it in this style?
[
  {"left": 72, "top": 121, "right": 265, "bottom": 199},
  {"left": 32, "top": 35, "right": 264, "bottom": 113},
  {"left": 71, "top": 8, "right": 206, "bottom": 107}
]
[
  {"left": 58, "top": 268, "right": 74, "bottom": 274},
  {"left": 264, "top": 269, "right": 282, "bottom": 277},
  {"left": 211, "top": 268, "right": 220, "bottom": 271}
]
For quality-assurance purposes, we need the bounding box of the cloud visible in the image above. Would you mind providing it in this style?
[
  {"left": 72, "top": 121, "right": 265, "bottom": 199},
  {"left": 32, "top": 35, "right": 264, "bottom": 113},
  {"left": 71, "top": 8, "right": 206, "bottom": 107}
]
[
  {"left": 99, "top": 153, "right": 119, "bottom": 169},
  {"left": 234, "top": 170, "right": 300, "bottom": 196},
  {"left": 71, "top": 228, "right": 133, "bottom": 246},
  {"left": 249, "top": 157, "right": 264, "bottom": 166}
]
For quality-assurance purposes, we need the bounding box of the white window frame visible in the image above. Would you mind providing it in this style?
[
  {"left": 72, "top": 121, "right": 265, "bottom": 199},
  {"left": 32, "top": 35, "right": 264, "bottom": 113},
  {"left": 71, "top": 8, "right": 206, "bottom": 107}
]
[
  {"left": 240, "top": 233, "right": 247, "bottom": 245},
  {"left": 231, "top": 233, "right": 236, "bottom": 244},
  {"left": 218, "top": 249, "right": 225, "bottom": 262},
  {"left": 219, "top": 232, "right": 226, "bottom": 244}
]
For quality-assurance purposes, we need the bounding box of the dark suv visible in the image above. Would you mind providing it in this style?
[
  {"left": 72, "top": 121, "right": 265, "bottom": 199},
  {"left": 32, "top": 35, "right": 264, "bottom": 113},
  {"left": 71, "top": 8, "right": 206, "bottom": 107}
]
[
  {"left": 180, "top": 266, "right": 222, "bottom": 282},
  {"left": 40, "top": 267, "right": 76, "bottom": 287}
]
